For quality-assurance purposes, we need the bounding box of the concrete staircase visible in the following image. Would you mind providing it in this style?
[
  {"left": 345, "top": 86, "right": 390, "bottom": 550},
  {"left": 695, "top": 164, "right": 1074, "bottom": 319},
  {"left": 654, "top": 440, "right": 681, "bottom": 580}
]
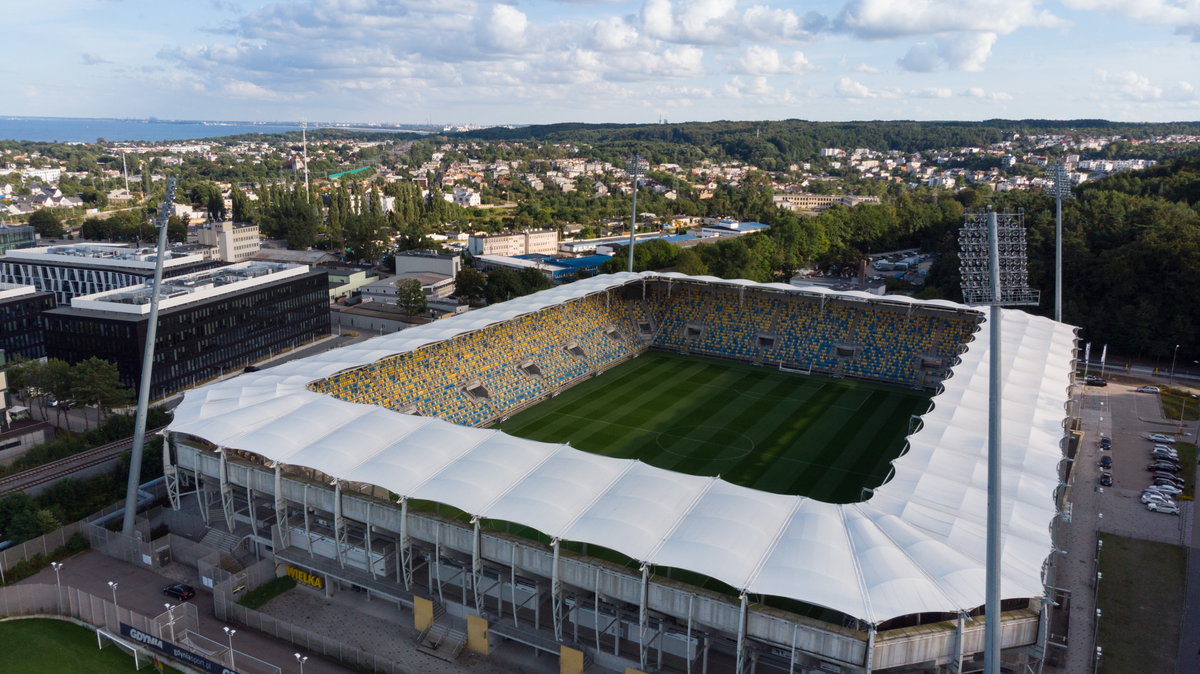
[
  {"left": 200, "top": 526, "right": 244, "bottom": 555},
  {"left": 416, "top": 623, "right": 466, "bottom": 662}
]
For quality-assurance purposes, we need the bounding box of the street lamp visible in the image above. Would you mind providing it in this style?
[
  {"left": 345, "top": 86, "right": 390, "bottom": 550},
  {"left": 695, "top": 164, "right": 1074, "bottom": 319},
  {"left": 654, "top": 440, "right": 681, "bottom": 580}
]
[
  {"left": 294, "top": 652, "right": 308, "bottom": 674},
  {"left": 223, "top": 626, "right": 237, "bottom": 669},
  {"left": 50, "top": 562, "right": 64, "bottom": 611},
  {"left": 163, "top": 603, "right": 178, "bottom": 643},
  {"left": 1169, "top": 344, "right": 1180, "bottom": 385},
  {"left": 107, "top": 581, "right": 119, "bottom": 622}
]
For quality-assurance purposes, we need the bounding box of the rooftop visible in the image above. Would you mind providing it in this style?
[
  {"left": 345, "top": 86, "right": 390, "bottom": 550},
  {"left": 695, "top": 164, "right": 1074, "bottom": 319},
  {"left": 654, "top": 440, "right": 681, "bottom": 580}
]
[{"left": 66, "top": 261, "right": 312, "bottom": 315}]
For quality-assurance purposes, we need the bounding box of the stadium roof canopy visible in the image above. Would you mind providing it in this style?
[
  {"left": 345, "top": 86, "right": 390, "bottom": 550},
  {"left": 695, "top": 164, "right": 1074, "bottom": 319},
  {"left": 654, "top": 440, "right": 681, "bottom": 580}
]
[{"left": 170, "top": 272, "right": 1075, "bottom": 624}]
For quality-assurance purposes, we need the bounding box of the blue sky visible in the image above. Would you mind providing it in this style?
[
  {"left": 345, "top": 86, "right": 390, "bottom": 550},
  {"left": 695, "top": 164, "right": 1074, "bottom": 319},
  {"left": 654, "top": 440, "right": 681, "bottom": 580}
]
[{"left": 6, "top": 0, "right": 1200, "bottom": 125}]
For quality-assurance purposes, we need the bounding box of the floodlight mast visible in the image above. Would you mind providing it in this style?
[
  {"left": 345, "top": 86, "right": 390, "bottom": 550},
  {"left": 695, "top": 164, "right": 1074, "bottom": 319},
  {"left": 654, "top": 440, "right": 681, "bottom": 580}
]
[
  {"left": 1045, "top": 162, "right": 1074, "bottom": 322},
  {"left": 958, "top": 210, "right": 1039, "bottom": 674},
  {"left": 121, "top": 177, "right": 177, "bottom": 537}
]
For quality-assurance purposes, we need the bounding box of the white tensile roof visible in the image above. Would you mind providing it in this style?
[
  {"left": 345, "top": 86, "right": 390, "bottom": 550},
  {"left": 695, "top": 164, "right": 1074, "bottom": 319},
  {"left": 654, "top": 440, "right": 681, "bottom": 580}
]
[{"left": 170, "top": 272, "right": 1074, "bottom": 623}]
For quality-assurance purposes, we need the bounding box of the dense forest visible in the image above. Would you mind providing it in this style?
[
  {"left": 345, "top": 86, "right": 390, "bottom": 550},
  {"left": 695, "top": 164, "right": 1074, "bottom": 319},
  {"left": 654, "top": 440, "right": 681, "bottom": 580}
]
[{"left": 455, "top": 119, "right": 1200, "bottom": 169}]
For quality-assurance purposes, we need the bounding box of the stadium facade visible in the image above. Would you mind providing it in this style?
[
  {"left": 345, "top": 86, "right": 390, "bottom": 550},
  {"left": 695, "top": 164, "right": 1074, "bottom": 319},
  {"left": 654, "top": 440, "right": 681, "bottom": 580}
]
[{"left": 164, "top": 272, "right": 1075, "bottom": 673}]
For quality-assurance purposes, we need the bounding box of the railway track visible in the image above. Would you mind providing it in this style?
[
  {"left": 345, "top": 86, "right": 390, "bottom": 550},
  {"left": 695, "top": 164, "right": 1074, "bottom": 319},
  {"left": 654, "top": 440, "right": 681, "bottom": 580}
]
[{"left": 0, "top": 425, "right": 170, "bottom": 495}]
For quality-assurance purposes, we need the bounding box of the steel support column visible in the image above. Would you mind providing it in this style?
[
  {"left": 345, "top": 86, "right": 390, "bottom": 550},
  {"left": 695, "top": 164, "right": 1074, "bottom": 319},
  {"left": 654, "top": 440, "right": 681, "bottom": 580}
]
[
  {"left": 332, "top": 481, "right": 347, "bottom": 568},
  {"left": 471, "top": 518, "right": 483, "bottom": 612},
  {"left": 639, "top": 565, "right": 650, "bottom": 671},
  {"left": 735, "top": 592, "right": 748, "bottom": 674},
  {"left": 865, "top": 624, "right": 876, "bottom": 674},
  {"left": 400, "top": 498, "right": 413, "bottom": 590},
  {"left": 365, "top": 503, "right": 376, "bottom": 580},
  {"left": 302, "top": 485, "right": 314, "bottom": 557},
  {"left": 163, "top": 434, "right": 180, "bottom": 510},
  {"left": 954, "top": 613, "right": 966, "bottom": 674},
  {"left": 551, "top": 539, "right": 564, "bottom": 642},
  {"left": 245, "top": 483, "right": 258, "bottom": 538},
  {"left": 273, "top": 464, "right": 289, "bottom": 549},
  {"left": 217, "top": 450, "right": 235, "bottom": 533}
]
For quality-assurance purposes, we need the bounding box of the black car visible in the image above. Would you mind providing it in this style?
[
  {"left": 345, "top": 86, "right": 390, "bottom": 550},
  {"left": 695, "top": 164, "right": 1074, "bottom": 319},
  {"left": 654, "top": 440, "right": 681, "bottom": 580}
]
[
  {"left": 1099, "top": 456, "right": 1113, "bottom": 469},
  {"left": 1148, "top": 463, "right": 1181, "bottom": 473},
  {"left": 1086, "top": 376, "right": 1108, "bottom": 387},
  {"left": 1099, "top": 473, "right": 1113, "bottom": 487},
  {"left": 1099, "top": 437, "right": 1112, "bottom": 449},
  {"left": 162, "top": 583, "right": 196, "bottom": 601}
]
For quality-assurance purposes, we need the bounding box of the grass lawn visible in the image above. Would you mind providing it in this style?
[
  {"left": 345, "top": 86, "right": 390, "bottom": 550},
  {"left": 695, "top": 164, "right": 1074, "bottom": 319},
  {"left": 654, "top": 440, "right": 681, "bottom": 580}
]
[
  {"left": 1097, "top": 534, "right": 1186, "bottom": 674},
  {"left": 0, "top": 618, "right": 181, "bottom": 673},
  {"left": 1160, "top": 387, "right": 1200, "bottom": 424},
  {"left": 499, "top": 350, "right": 931, "bottom": 503}
]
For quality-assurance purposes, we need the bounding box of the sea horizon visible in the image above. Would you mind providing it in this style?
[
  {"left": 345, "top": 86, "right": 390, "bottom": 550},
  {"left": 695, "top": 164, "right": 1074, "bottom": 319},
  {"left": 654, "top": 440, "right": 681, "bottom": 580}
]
[{"left": 0, "top": 115, "right": 426, "bottom": 143}]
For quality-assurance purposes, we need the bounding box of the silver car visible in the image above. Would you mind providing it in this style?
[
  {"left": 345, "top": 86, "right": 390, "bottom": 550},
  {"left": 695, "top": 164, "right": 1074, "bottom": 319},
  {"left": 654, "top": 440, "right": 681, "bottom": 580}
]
[{"left": 1147, "top": 501, "right": 1181, "bottom": 515}]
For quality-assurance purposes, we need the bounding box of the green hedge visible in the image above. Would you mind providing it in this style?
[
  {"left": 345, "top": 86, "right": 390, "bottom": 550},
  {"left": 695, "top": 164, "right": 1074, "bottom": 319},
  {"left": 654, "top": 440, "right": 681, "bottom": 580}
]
[
  {"left": 1, "top": 532, "right": 89, "bottom": 586},
  {"left": 236, "top": 575, "right": 296, "bottom": 609}
]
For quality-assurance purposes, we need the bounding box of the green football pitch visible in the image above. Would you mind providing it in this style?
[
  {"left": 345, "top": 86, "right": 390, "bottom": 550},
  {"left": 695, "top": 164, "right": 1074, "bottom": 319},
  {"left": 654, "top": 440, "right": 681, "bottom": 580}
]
[
  {"left": 0, "top": 618, "right": 181, "bottom": 673},
  {"left": 500, "top": 350, "right": 932, "bottom": 503}
]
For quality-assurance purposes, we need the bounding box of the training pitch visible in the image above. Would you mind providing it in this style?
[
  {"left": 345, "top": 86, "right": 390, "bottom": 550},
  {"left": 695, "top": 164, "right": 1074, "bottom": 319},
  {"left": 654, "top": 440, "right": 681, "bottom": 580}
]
[{"left": 500, "top": 350, "right": 931, "bottom": 503}]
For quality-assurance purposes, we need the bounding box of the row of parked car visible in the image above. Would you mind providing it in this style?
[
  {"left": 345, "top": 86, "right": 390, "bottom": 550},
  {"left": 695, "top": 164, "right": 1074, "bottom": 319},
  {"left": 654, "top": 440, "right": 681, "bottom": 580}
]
[{"left": 1144, "top": 434, "right": 1183, "bottom": 515}]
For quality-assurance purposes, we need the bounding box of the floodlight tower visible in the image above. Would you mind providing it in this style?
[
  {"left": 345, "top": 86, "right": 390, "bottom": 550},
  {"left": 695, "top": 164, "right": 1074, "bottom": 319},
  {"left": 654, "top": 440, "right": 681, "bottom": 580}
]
[
  {"left": 1045, "top": 162, "right": 1074, "bottom": 322},
  {"left": 958, "top": 210, "right": 1040, "bottom": 674},
  {"left": 121, "top": 176, "right": 177, "bottom": 537}
]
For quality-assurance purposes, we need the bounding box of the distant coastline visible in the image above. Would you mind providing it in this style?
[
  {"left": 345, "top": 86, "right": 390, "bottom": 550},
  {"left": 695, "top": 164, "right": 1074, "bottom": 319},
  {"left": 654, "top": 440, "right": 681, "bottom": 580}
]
[{"left": 0, "top": 116, "right": 427, "bottom": 143}]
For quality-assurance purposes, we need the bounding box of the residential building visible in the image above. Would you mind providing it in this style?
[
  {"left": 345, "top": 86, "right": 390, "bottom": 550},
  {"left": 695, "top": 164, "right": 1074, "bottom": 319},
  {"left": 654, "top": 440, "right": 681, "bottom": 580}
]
[
  {"left": 394, "top": 250, "right": 461, "bottom": 278},
  {"left": 197, "top": 221, "right": 261, "bottom": 262},
  {"left": 468, "top": 229, "right": 558, "bottom": 257},
  {"left": 0, "top": 283, "right": 55, "bottom": 360},
  {"left": 0, "top": 244, "right": 220, "bottom": 305},
  {"left": 360, "top": 272, "right": 455, "bottom": 304},
  {"left": 41, "top": 262, "right": 329, "bottom": 398},
  {"left": 771, "top": 193, "right": 882, "bottom": 214}
]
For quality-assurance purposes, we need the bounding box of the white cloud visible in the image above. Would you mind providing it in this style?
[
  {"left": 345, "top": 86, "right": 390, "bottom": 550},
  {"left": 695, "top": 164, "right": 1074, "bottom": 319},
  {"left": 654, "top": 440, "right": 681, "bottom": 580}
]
[
  {"left": 964, "top": 87, "right": 1013, "bottom": 100},
  {"left": 722, "top": 75, "right": 772, "bottom": 97},
  {"left": 912, "top": 87, "right": 953, "bottom": 98},
  {"left": 478, "top": 4, "right": 530, "bottom": 53},
  {"left": 836, "top": 0, "right": 1065, "bottom": 39},
  {"left": 1092, "top": 69, "right": 1197, "bottom": 101},
  {"left": 81, "top": 53, "right": 112, "bottom": 66},
  {"left": 641, "top": 0, "right": 823, "bottom": 44},
  {"left": 834, "top": 77, "right": 898, "bottom": 99},
  {"left": 898, "top": 33, "right": 996, "bottom": 71},
  {"left": 733, "top": 46, "right": 812, "bottom": 74},
  {"left": 587, "top": 16, "right": 642, "bottom": 51},
  {"left": 1063, "top": 1, "right": 1200, "bottom": 39}
]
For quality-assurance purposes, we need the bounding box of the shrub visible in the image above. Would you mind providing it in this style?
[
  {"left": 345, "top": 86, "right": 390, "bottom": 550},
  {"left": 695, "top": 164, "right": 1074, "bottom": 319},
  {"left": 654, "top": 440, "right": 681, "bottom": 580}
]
[{"left": 236, "top": 575, "right": 297, "bottom": 609}]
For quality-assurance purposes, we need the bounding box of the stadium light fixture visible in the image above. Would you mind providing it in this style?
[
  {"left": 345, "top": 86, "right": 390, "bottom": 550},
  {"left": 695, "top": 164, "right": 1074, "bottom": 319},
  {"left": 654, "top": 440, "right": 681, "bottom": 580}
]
[
  {"left": 123, "top": 176, "right": 177, "bottom": 537},
  {"left": 958, "top": 210, "right": 1039, "bottom": 674},
  {"left": 295, "top": 652, "right": 308, "bottom": 673},
  {"left": 1045, "top": 162, "right": 1074, "bottom": 322},
  {"left": 51, "top": 562, "right": 64, "bottom": 611},
  {"left": 224, "top": 626, "right": 237, "bottom": 669},
  {"left": 107, "top": 580, "right": 118, "bottom": 617}
]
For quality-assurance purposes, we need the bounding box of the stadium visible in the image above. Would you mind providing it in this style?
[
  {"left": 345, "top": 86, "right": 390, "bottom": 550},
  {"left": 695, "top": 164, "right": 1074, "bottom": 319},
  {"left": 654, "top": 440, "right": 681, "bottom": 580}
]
[{"left": 164, "top": 271, "right": 1075, "bottom": 673}]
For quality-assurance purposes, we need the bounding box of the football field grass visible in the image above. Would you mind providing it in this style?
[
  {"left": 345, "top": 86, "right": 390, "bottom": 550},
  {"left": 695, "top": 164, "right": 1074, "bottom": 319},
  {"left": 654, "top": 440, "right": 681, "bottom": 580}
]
[
  {"left": 500, "top": 350, "right": 931, "bottom": 503},
  {"left": 0, "top": 618, "right": 182, "bottom": 673}
]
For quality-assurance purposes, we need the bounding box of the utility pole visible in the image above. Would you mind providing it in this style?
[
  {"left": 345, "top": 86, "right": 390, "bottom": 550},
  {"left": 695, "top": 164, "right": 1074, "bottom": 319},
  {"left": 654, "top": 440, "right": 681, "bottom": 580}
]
[
  {"left": 628, "top": 153, "right": 640, "bottom": 273},
  {"left": 121, "top": 152, "right": 130, "bottom": 192},
  {"left": 121, "top": 177, "right": 176, "bottom": 537},
  {"left": 301, "top": 120, "right": 311, "bottom": 199}
]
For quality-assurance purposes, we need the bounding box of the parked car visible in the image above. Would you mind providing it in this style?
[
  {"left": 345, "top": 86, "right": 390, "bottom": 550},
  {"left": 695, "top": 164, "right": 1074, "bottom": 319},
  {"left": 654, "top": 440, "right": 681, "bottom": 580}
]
[
  {"left": 1152, "top": 474, "right": 1185, "bottom": 486},
  {"left": 1099, "top": 437, "right": 1112, "bottom": 449},
  {"left": 1146, "top": 484, "right": 1182, "bottom": 496},
  {"left": 1142, "top": 492, "right": 1175, "bottom": 505},
  {"left": 1136, "top": 386, "right": 1161, "bottom": 393},
  {"left": 1152, "top": 450, "right": 1179, "bottom": 461},
  {"left": 1099, "top": 473, "right": 1113, "bottom": 487},
  {"left": 1099, "top": 456, "right": 1113, "bottom": 469},
  {"left": 1148, "top": 460, "right": 1181, "bottom": 471},
  {"left": 1085, "top": 376, "right": 1108, "bottom": 387},
  {"left": 162, "top": 583, "right": 195, "bottom": 601},
  {"left": 1148, "top": 434, "right": 1176, "bottom": 444},
  {"left": 1147, "top": 501, "right": 1181, "bottom": 515},
  {"left": 1152, "top": 443, "right": 1176, "bottom": 452}
]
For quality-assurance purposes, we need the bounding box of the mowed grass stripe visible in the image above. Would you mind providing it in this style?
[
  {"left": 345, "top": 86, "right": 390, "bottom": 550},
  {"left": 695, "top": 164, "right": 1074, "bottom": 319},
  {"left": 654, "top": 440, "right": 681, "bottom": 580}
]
[{"left": 498, "top": 351, "right": 930, "bottom": 501}]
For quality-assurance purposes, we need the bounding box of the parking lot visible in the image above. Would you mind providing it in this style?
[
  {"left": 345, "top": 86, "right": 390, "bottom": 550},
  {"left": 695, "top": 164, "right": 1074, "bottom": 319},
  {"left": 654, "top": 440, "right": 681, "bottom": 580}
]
[{"left": 1054, "top": 377, "right": 1199, "bottom": 674}]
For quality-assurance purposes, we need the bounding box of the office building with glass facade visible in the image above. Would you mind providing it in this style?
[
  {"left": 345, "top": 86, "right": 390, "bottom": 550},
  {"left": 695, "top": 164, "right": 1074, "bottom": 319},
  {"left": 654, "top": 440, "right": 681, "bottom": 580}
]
[
  {"left": 41, "top": 262, "right": 329, "bottom": 398},
  {"left": 0, "top": 243, "right": 221, "bottom": 305},
  {"left": 0, "top": 283, "right": 55, "bottom": 360}
]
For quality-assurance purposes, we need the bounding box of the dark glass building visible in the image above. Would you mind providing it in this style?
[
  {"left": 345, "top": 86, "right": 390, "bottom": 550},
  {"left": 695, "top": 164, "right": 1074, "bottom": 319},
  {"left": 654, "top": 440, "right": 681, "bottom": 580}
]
[
  {"left": 0, "top": 283, "right": 55, "bottom": 360},
  {"left": 41, "top": 263, "right": 329, "bottom": 398}
]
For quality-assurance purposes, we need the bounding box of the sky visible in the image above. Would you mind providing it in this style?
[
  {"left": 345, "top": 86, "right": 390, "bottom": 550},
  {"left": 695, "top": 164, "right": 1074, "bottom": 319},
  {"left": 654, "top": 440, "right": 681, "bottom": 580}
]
[{"left": 6, "top": 0, "right": 1200, "bottom": 125}]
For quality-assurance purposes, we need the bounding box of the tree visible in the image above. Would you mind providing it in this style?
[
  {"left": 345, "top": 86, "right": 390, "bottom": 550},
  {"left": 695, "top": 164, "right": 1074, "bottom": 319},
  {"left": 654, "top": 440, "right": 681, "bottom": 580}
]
[
  {"left": 29, "top": 208, "right": 65, "bottom": 238},
  {"left": 343, "top": 212, "right": 387, "bottom": 264},
  {"left": 455, "top": 267, "right": 487, "bottom": 305},
  {"left": 395, "top": 278, "right": 427, "bottom": 317},
  {"left": 674, "top": 247, "right": 709, "bottom": 275},
  {"left": 167, "top": 215, "right": 188, "bottom": 243},
  {"left": 70, "top": 357, "right": 132, "bottom": 427}
]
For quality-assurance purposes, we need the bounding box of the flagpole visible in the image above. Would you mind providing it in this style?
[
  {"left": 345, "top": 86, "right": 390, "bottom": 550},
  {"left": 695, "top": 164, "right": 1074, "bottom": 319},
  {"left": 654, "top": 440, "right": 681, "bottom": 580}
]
[
  {"left": 1083, "top": 342, "right": 1091, "bottom": 380},
  {"left": 1100, "top": 345, "right": 1107, "bottom": 379}
]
